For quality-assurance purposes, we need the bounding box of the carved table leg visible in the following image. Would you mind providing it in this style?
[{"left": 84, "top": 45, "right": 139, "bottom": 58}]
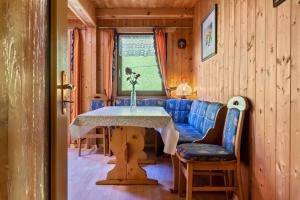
[{"left": 96, "top": 126, "right": 158, "bottom": 185}]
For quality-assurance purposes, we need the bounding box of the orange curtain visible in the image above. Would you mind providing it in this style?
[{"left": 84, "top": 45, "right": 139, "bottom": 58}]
[
  {"left": 104, "top": 30, "right": 115, "bottom": 100},
  {"left": 154, "top": 29, "right": 170, "bottom": 97},
  {"left": 73, "top": 28, "right": 81, "bottom": 116}
]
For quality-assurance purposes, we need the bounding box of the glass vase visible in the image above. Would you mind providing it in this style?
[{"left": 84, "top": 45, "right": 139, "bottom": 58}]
[{"left": 130, "top": 86, "right": 137, "bottom": 107}]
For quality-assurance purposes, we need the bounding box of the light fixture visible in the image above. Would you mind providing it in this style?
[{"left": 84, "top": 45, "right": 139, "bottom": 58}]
[{"left": 176, "top": 83, "right": 192, "bottom": 99}]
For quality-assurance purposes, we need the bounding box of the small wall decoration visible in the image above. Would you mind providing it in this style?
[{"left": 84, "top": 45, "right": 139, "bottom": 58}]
[
  {"left": 273, "top": 0, "right": 286, "bottom": 7},
  {"left": 201, "top": 4, "right": 217, "bottom": 61},
  {"left": 178, "top": 38, "right": 187, "bottom": 49}
]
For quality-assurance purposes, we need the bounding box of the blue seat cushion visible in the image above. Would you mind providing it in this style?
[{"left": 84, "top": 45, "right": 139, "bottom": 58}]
[
  {"left": 177, "top": 143, "right": 236, "bottom": 161},
  {"left": 176, "top": 123, "right": 204, "bottom": 145},
  {"left": 90, "top": 99, "right": 105, "bottom": 111},
  {"left": 166, "top": 99, "right": 193, "bottom": 123}
]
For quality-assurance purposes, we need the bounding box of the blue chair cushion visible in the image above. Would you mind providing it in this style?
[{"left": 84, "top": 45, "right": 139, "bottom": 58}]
[
  {"left": 176, "top": 123, "right": 205, "bottom": 145},
  {"left": 140, "top": 98, "right": 166, "bottom": 107},
  {"left": 166, "top": 99, "right": 193, "bottom": 123},
  {"left": 188, "top": 101, "right": 209, "bottom": 131},
  {"left": 177, "top": 143, "right": 236, "bottom": 161},
  {"left": 90, "top": 99, "right": 105, "bottom": 111},
  {"left": 201, "top": 103, "right": 223, "bottom": 134},
  {"left": 223, "top": 108, "right": 240, "bottom": 154}
]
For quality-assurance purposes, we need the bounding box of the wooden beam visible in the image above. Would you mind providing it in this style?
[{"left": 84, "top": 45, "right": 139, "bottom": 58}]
[
  {"left": 97, "top": 19, "right": 193, "bottom": 28},
  {"left": 68, "top": 0, "right": 96, "bottom": 27},
  {"left": 96, "top": 8, "right": 194, "bottom": 19}
]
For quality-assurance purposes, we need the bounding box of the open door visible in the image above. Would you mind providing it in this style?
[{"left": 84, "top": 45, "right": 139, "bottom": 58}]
[{"left": 50, "top": 0, "right": 69, "bottom": 199}]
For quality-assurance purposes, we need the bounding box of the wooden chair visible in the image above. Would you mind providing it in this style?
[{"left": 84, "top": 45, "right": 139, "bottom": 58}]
[
  {"left": 78, "top": 99, "right": 109, "bottom": 156},
  {"left": 176, "top": 96, "right": 249, "bottom": 200}
]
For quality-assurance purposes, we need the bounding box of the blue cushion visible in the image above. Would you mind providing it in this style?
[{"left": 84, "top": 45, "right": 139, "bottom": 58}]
[
  {"left": 223, "top": 108, "right": 240, "bottom": 154},
  {"left": 115, "top": 98, "right": 131, "bottom": 106},
  {"left": 166, "top": 99, "right": 193, "bottom": 123},
  {"left": 201, "top": 103, "right": 223, "bottom": 134},
  {"left": 140, "top": 98, "right": 166, "bottom": 107},
  {"left": 176, "top": 123, "right": 205, "bottom": 145},
  {"left": 188, "top": 101, "right": 209, "bottom": 131},
  {"left": 90, "top": 99, "right": 105, "bottom": 111},
  {"left": 115, "top": 98, "right": 143, "bottom": 106},
  {"left": 177, "top": 143, "right": 235, "bottom": 161}
]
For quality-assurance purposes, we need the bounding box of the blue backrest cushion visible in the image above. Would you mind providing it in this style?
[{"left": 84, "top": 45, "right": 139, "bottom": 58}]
[
  {"left": 115, "top": 98, "right": 130, "bottom": 106},
  {"left": 223, "top": 108, "right": 240, "bottom": 154},
  {"left": 166, "top": 99, "right": 193, "bottom": 123},
  {"left": 140, "top": 98, "right": 166, "bottom": 107},
  {"left": 201, "top": 103, "right": 223, "bottom": 134},
  {"left": 115, "top": 98, "right": 132, "bottom": 106},
  {"left": 90, "top": 99, "right": 105, "bottom": 111},
  {"left": 188, "top": 100, "right": 209, "bottom": 131}
]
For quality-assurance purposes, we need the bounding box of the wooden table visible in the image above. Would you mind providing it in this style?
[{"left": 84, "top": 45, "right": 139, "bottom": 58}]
[{"left": 70, "top": 106, "right": 179, "bottom": 185}]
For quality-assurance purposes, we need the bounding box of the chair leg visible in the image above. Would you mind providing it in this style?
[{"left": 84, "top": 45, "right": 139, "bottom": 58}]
[
  {"left": 179, "top": 162, "right": 186, "bottom": 197},
  {"left": 154, "top": 133, "right": 158, "bottom": 156},
  {"left": 209, "top": 170, "right": 213, "bottom": 186},
  {"left": 171, "top": 155, "right": 179, "bottom": 193},
  {"left": 236, "top": 166, "right": 244, "bottom": 200},
  {"left": 103, "top": 128, "right": 107, "bottom": 156},
  {"left": 186, "top": 163, "right": 193, "bottom": 200},
  {"left": 108, "top": 128, "right": 112, "bottom": 156},
  {"left": 224, "top": 170, "right": 229, "bottom": 200},
  {"left": 78, "top": 138, "right": 82, "bottom": 157}
]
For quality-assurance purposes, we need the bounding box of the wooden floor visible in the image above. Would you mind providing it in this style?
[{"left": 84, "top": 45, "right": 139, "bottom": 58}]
[{"left": 68, "top": 148, "right": 227, "bottom": 200}]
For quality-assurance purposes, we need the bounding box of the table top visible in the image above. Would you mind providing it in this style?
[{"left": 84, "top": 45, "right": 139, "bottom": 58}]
[{"left": 72, "top": 106, "right": 172, "bottom": 128}]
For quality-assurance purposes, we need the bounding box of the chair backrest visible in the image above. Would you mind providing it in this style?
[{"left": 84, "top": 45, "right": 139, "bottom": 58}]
[
  {"left": 166, "top": 99, "right": 193, "bottom": 123},
  {"left": 222, "top": 96, "right": 249, "bottom": 159},
  {"left": 114, "top": 98, "right": 131, "bottom": 106},
  {"left": 90, "top": 99, "right": 106, "bottom": 111},
  {"left": 201, "top": 102, "right": 224, "bottom": 134},
  {"left": 188, "top": 100, "right": 209, "bottom": 130}
]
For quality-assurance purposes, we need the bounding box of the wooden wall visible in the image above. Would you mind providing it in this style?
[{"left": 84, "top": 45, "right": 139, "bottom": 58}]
[
  {"left": 167, "top": 28, "right": 194, "bottom": 96},
  {"left": 0, "top": 0, "right": 49, "bottom": 199},
  {"left": 193, "top": 0, "right": 300, "bottom": 199}
]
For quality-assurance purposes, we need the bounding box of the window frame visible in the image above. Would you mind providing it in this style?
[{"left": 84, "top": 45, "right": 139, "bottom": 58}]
[{"left": 117, "top": 33, "right": 166, "bottom": 96}]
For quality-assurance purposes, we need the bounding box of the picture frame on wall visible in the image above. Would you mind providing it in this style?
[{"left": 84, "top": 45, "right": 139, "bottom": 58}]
[
  {"left": 273, "top": 0, "right": 286, "bottom": 7},
  {"left": 201, "top": 4, "right": 217, "bottom": 61}
]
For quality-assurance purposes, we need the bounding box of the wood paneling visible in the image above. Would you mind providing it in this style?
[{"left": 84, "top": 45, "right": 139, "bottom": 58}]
[
  {"left": 291, "top": 1, "right": 300, "bottom": 199},
  {"left": 89, "top": 0, "right": 198, "bottom": 8},
  {"left": 0, "top": 0, "right": 49, "bottom": 199},
  {"left": 193, "top": 0, "right": 300, "bottom": 199},
  {"left": 96, "top": 8, "right": 194, "bottom": 19},
  {"left": 167, "top": 28, "right": 194, "bottom": 97}
]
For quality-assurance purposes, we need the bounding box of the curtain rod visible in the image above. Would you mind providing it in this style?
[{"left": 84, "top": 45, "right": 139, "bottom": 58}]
[
  {"left": 67, "top": 27, "right": 88, "bottom": 30},
  {"left": 96, "top": 26, "right": 192, "bottom": 29}
]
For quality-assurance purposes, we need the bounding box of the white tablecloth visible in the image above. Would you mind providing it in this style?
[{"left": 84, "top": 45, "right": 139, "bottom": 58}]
[{"left": 70, "top": 106, "right": 179, "bottom": 155}]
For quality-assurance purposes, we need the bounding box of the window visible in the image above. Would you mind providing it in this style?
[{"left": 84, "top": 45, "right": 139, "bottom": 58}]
[{"left": 117, "top": 34, "right": 165, "bottom": 96}]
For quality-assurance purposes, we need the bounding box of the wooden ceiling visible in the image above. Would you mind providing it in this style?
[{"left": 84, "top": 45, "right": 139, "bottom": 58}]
[{"left": 89, "top": 0, "right": 199, "bottom": 8}]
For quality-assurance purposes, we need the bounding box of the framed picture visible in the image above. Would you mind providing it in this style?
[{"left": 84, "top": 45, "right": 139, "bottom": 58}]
[
  {"left": 201, "top": 4, "right": 217, "bottom": 61},
  {"left": 273, "top": 0, "right": 286, "bottom": 7}
]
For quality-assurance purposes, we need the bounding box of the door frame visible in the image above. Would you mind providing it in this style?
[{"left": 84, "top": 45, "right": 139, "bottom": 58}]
[{"left": 50, "top": 0, "right": 68, "bottom": 199}]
